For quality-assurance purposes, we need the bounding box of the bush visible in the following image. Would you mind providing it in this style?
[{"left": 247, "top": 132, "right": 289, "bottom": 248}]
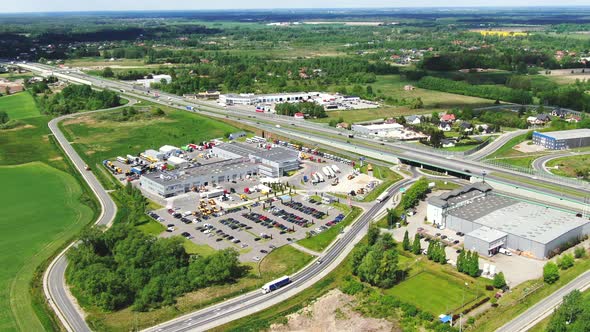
[
  {"left": 574, "top": 246, "right": 587, "bottom": 259},
  {"left": 543, "top": 262, "right": 560, "bottom": 284},
  {"left": 557, "top": 254, "right": 575, "bottom": 270}
]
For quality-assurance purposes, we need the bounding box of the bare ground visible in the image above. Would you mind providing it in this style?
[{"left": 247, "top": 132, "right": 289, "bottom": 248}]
[{"left": 270, "top": 289, "right": 398, "bottom": 332}]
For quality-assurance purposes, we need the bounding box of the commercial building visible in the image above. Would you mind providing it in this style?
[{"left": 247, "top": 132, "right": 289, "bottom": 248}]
[
  {"left": 136, "top": 74, "right": 172, "bottom": 88},
  {"left": 532, "top": 129, "right": 590, "bottom": 150},
  {"left": 140, "top": 158, "right": 258, "bottom": 197},
  {"left": 212, "top": 142, "right": 300, "bottom": 177},
  {"left": 351, "top": 122, "right": 404, "bottom": 137},
  {"left": 427, "top": 184, "right": 590, "bottom": 258}
]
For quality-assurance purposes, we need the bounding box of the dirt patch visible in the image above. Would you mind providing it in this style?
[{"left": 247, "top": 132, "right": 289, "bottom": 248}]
[
  {"left": 514, "top": 140, "right": 545, "bottom": 153},
  {"left": 1, "top": 124, "right": 35, "bottom": 132},
  {"left": 49, "top": 156, "right": 64, "bottom": 161},
  {"left": 62, "top": 115, "right": 97, "bottom": 126},
  {"left": 270, "top": 289, "right": 397, "bottom": 332}
]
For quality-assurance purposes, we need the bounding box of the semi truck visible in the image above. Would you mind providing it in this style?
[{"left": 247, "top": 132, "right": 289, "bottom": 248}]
[
  {"left": 322, "top": 167, "right": 332, "bottom": 178},
  {"left": 376, "top": 191, "right": 390, "bottom": 203},
  {"left": 261, "top": 276, "right": 291, "bottom": 294},
  {"left": 331, "top": 165, "right": 341, "bottom": 173},
  {"left": 317, "top": 173, "right": 325, "bottom": 183},
  {"left": 202, "top": 189, "right": 225, "bottom": 199}
]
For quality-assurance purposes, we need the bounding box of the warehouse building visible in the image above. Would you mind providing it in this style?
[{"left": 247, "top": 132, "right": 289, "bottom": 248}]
[
  {"left": 532, "top": 129, "right": 590, "bottom": 150},
  {"left": 351, "top": 122, "right": 404, "bottom": 137},
  {"left": 140, "top": 158, "right": 257, "bottom": 197},
  {"left": 212, "top": 142, "right": 300, "bottom": 177},
  {"left": 428, "top": 184, "right": 590, "bottom": 258}
]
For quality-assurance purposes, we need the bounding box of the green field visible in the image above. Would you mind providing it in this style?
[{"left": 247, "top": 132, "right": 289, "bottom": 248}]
[
  {"left": 259, "top": 245, "right": 314, "bottom": 279},
  {"left": 313, "top": 74, "right": 495, "bottom": 124},
  {"left": 297, "top": 206, "right": 362, "bottom": 252},
  {"left": 60, "top": 107, "right": 240, "bottom": 189},
  {"left": 385, "top": 271, "right": 478, "bottom": 314},
  {"left": 0, "top": 162, "right": 94, "bottom": 332},
  {"left": 0, "top": 92, "right": 40, "bottom": 120},
  {"left": 547, "top": 154, "right": 590, "bottom": 179}
]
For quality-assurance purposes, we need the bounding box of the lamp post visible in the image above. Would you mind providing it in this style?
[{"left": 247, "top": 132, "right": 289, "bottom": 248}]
[
  {"left": 482, "top": 170, "right": 487, "bottom": 184},
  {"left": 460, "top": 282, "right": 469, "bottom": 332}
]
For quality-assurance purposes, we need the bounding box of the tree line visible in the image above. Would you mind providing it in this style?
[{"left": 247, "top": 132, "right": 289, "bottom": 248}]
[
  {"left": 274, "top": 102, "right": 327, "bottom": 118},
  {"left": 352, "top": 229, "right": 400, "bottom": 289},
  {"left": 416, "top": 76, "right": 533, "bottom": 104},
  {"left": 34, "top": 84, "right": 121, "bottom": 115}
]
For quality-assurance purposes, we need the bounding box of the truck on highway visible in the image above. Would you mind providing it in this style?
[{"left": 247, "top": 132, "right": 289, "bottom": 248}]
[
  {"left": 376, "top": 191, "right": 390, "bottom": 203},
  {"left": 261, "top": 275, "right": 291, "bottom": 294}
]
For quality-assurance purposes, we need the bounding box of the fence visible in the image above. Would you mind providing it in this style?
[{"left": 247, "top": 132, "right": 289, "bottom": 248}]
[{"left": 390, "top": 137, "right": 491, "bottom": 157}]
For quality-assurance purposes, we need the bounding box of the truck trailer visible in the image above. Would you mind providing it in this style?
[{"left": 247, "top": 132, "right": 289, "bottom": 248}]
[{"left": 261, "top": 276, "right": 291, "bottom": 294}]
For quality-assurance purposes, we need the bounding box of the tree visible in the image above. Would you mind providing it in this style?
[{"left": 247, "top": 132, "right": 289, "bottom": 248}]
[
  {"left": 557, "top": 254, "right": 575, "bottom": 270},
  {"left": 0, "top": 111, "right": 8, "bottom": 124},
  {"left": 468, "top": 252, "right": 480, "bottom": 277},
  {"left": 437, "top": 244, "right": 447, "bottom": 264},
  {"left": 366, "top": 85, "right": 374, "bottom": 96},
  {"left": 102, "top": 67, "right": 114, "bottom": 78},
  {"left": 367, "top": 225, "right": 380, "bottom": 246},
  {"left": 412, "top": 233, "right": 421, "bottom": 255},
  {"left": 457, "top": 250, "right": 465, "bottom": 273},
  {"left": 493, "top": 272, "right": 507, "bottom": 289},
  {"left": 543, "top": 262, "right": 560, "bottom": 284},
  {"left": 574, "top": 246, "right": 587, "bottom": 259},
  {"left": 402, "top": 230, "right": 411, "bottom": 251}
]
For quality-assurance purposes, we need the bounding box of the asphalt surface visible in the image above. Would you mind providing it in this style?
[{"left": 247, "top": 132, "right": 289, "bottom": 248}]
[
  {"left": 43, "top": 103, "right": 135, "bottom": 332},
  {"left": 496, "top": 270, "right": 590, "bottom": 332},
  {"left": 8, "top": 61, "right": 589, "bottom": 332},
  {"left": 144, "top": 177, "right": 417, "bottom": 332},
  {"left": 469, "top": 129, "right": 529, "bottom": 161}
]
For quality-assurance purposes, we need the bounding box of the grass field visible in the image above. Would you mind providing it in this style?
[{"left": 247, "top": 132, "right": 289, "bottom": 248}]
[
  {"left": 386, "top": 270, "right": 479, "bottom": 314},
  {"left": 485, "top": 133, "right": 528, "bottom": 159},
  {"left": 312, "top": 74, "right": 495, "bottom": 124},
  {"left": 83, "top": 244, "right": 312, "bottom": 331},
  {"left": 297, "top": 206, "right": 362, "bottom": 252},
  {"left": 0, "top": 162, "right": 94, "bottom": 332},
  {"left": 60, "top": 107, "right": 240, "bottom": 189},
  {"left": 182, "top": 239, "right": 217, "bottom": 257},
  {"left": 547, "top": 154, "right": 590, "bottom": 179},
  {"left": 0, "top": 92, "right": 40, "bottom": 120}
]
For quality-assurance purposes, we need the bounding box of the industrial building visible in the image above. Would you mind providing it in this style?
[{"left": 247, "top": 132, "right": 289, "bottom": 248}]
[
  {"left": 140, "top": 158, "right": 258, "bottom": 197},
  {"left": 351, "top": 122, "right": 404, "bottom": 137},
  {"left": 427, "top": 183, "right": 590, "bottom": 258},
  {"left": 212, "top": 142, "right": 300, "bottom": 177},
  {"left": 136, "top": 74, "right": 172, "bottom": 88},
  {"left": 532, "top": 129, "right": 590, "bottom": 150}
]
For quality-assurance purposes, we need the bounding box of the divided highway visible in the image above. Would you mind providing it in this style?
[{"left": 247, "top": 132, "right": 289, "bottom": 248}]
[{"left": 8, "top": 61, "right": 588, "bottom": 332}]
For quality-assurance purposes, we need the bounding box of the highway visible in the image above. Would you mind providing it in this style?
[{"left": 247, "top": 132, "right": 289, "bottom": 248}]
[
  {"left": 469, "top": 129, "right": 529, "bottom": 161},
  {"left": 6, "top": 61, "right": 589, "bottom": 332},
  {"left": 145, "top": 177, "right": 417, "bottom": 332},
  {"left": 496, "top": 270, "right": 590, "bottom": 332}
]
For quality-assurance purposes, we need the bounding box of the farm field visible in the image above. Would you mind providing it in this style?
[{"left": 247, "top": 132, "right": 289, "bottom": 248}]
[
  {"left": 59, "top": 107, "right": 240, "bottom": 189},
  {"left": 0, "top": 162, "right": 94, "bottom": 332},
  {"left": 0, "top": 92, "right": 40, "bottom": 120}
]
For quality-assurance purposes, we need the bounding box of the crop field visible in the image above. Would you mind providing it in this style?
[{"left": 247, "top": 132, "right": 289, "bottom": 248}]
[
  {"left": 0, "top": 92, "right": 40, "bottom": 120},
  {"left": 60, "top": 108, "right": 240, "bottom": 188},
  {"left": 0, "top": 162, "right": 94, "bottom": 332},
  {"left": 385, "top": 270, "right": 480, "bottom": 314}
]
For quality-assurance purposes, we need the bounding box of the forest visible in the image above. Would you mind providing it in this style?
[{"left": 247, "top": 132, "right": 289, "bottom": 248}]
[{"left": 33, "top": 85, "right": 121, "bottom": 115}]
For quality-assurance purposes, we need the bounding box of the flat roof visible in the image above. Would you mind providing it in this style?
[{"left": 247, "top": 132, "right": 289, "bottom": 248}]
[
  {"left": 536, "top": 129, "right": 590, "bottom": 140},
  {"left": 466, "top": 226, "right": 507, "bottom": 243},
  {"left": 449, "top": 194, "right": 589, "bottom": 244},
  {"left": 428, "top": 182, "right": 493, "bottom": 208},
  {"left": 215, "top": 142, "right": 299, "bottom": 163},
  {"left": 356, "top": 123, "right": 403, "bottom": 131},
  {"left": 143, "top": 158, "right": 254, "bottom": 186}
]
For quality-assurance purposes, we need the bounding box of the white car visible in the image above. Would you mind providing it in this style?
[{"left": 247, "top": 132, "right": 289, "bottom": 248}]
[{"left": 252, "top": 256, "right": 261, "bottom": 261}]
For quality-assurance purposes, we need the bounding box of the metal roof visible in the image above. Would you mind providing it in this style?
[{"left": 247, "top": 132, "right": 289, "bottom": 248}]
[
  {"left": 427, "top": 182, "right": 492, "bottom": 208},
  {"left": 215, "top": 142, "right": 299, "bottom": 163},
  {"left": 466, "top": 226, "right": 507, "bottom": 243},
  {"left": 536, "top": 129, "right": 590, "bottom": 140}
]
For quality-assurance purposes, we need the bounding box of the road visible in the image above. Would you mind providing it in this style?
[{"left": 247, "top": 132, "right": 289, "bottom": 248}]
[
  {"left": 43, "top": 102, "right": 136, "bottom": 332},
  {"left": 469, "top": 129, "right": 529, "bottom": 161},
  {"left": 532, "top": 151, "right": 590, "bottom": 175},
  {"left": 7, "top": 61, "right": 588, "bottom": 331},
  {"left": 144, "top": 178, "right": 417, "bottom": 332},
  {"left": 496, "top": 270, "right": 590, "bottom": 332}
]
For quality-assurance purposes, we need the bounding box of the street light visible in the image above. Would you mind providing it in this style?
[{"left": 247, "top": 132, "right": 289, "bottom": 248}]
[
  {"left": 460, "top": 282, "right": 469, "bottom": 332},
  {"left": 482, "top": 170, "right": 487, "bottom": 184}
]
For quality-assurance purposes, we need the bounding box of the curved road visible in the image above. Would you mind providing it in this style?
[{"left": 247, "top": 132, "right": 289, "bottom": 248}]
[
  {"left": 532, "top": 152, "right": 590, "bottom": 175},
  {"left": 145, "top": 178, "right": 416, "bottom": 332},
  {"left": 44, "top": 102, "right": 136, "bottom": 332}
]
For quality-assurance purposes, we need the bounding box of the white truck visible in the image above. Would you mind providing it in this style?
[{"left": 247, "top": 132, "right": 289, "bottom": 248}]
[
  {"left": 331, "top": 165, "right": 341, "bottom": 173},
  {"left": 317, "top": 173, "right": 325, "bottom": 183},
  {"left": 499, "top": 248, "right": 512, "bottom": 256},
  {"left": 322, "top": 167, "right": 332, "bottom": 178}
]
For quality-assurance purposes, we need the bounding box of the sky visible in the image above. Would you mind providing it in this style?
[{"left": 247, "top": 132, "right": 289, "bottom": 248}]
[{"left": 3, "top": 0, "right": 590, "bottom": 13}]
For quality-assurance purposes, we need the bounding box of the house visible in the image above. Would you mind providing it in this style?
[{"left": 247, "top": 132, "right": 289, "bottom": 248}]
[
  {"left": 439, "top": 122, "right": 452, "bottom": 132},
  {"left": 384, "top": 118, "right": 397, "bottom": 124},
  {"left": 460, "top": 122, "right": 473, "bottom": 133},
  {"left": 441, "top": 139, "right": 456, "bottom": 148},
  {"left": 406, "top": 115, "right": 421, "bottom": 125},
  {"left": 566, "top": 115, "right": 582, "bottom": 123},
  {"left": 527, "top": 114, "right": 551, "bottom": 125},
  {"left": 476, "top": 124, "right": 493, "bottom": 134},
  {"left": 440, "top": 114, "right": 456, "bottom": 123},
  {"left": 551, "top": 108, "right": 567, "bottom": 118},
  {"left": 404, "top": 85, "right": 415, "bottom": 91}
]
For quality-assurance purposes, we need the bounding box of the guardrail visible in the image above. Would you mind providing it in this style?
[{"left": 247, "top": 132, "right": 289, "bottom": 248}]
[
  {"left": 482, "top": 159, "right": 589, "bottom": 188},
  {"left": 388, "top": 138, "right": 491, "bottom": 157}
]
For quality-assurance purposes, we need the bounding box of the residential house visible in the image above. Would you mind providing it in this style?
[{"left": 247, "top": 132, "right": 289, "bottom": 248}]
[
  {"left": 551, "top": 108, "right": 567, "bottom": 118},
  {"left": 527, "top": 114, "right": 551, "bottom": 125},
  {"left": 460, "top": 122, "right": 474, "bottom": 133},
  {"left": 406, "top": 115, "right": 421, "bottom": 125},
  {"left": 440, "top": 114, "right": 456, "bottom": 123},
  {"left": 439, "top": 122, "right": 452, "bottom": 132},
  {"left": 566, "top": 115, "right": 582, "bottom": 123},
  {"left": 441, "top": 139, "right": 456, "bottom": 148}
]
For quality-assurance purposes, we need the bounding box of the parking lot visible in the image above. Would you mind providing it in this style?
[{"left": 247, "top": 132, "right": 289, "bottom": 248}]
[{"left": 148, "top": 194, "right": 346, "bottom": 262}]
